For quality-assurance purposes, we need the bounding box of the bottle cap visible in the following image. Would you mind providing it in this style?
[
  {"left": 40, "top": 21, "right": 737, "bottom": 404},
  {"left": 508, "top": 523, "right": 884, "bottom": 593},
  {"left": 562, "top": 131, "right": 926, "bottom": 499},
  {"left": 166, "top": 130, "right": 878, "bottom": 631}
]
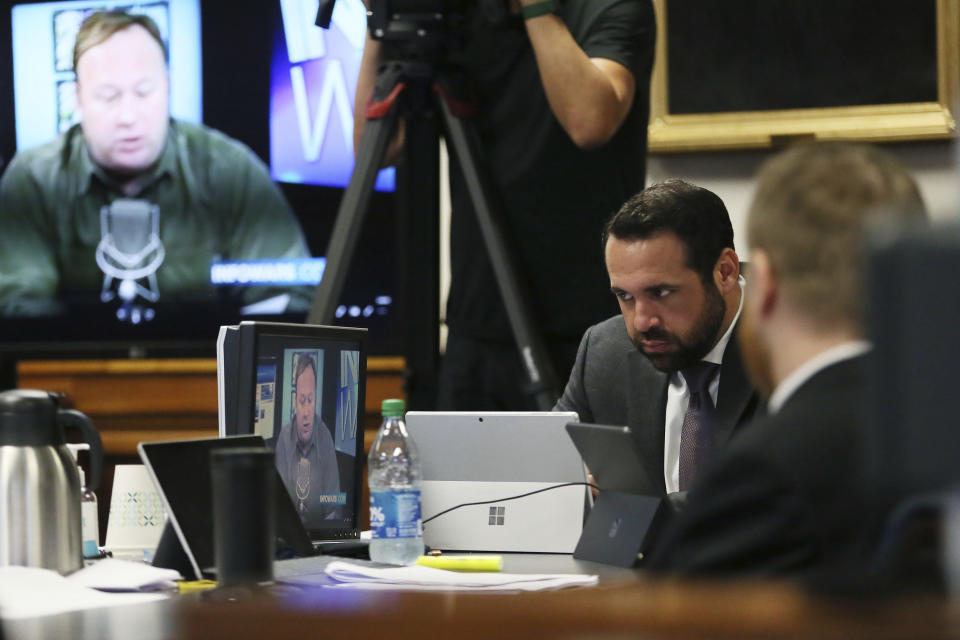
[{"left": 381, "top": 398, "right": 405, "bottom": 417}]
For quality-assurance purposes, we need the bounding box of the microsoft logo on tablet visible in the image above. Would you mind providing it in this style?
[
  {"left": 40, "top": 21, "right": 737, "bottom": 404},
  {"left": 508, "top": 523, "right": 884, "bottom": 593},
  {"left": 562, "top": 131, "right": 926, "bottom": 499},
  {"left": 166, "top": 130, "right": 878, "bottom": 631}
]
[{"left": 488, "top": 506, "right": 505, "bottom": 526}]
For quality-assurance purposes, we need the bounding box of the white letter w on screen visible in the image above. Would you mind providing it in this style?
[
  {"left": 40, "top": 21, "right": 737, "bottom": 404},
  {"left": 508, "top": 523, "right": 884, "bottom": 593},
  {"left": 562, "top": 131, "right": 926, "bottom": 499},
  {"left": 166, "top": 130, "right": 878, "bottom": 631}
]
[{"left": 291, "top": 60, "right": 354, "bottom": 163}]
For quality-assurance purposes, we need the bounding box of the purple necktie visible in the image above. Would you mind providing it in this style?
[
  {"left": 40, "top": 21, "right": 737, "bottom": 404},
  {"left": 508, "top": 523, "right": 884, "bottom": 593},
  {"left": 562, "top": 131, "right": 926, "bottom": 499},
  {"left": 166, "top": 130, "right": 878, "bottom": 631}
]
[{"left": 678, "top": 361, "right": 720, "bottom": 491}]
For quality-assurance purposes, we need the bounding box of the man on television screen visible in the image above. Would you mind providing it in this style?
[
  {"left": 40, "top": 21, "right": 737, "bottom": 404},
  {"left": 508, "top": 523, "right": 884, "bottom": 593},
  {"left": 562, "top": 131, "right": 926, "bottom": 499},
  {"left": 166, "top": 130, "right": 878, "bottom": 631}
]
[
  {"left": 274, "top": 352, "right": 342, "bottom": 525},
  {"left": 0, "top": 10, "right": 311, "bottom": 318}
]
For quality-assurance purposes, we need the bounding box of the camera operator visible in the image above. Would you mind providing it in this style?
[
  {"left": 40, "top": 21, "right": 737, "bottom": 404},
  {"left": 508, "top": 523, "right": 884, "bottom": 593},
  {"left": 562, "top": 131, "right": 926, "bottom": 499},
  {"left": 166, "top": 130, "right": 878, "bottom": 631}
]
[{"left": 355, "top": 0, "right": 655, "bottom": 410}]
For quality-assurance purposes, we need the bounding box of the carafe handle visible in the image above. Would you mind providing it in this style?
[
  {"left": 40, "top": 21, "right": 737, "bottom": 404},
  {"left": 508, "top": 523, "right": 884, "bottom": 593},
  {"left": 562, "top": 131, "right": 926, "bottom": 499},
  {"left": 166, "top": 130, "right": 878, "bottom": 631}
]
[{"left": 59, "top": 409, "right": 103, "bottom": 492}]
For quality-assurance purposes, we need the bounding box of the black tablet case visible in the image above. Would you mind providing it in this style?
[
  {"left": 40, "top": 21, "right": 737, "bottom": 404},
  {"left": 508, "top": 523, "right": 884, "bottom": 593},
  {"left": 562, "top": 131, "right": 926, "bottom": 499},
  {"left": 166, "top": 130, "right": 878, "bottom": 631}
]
[{"left": 565, "top": 422, "right": 668, "bottom": 567}]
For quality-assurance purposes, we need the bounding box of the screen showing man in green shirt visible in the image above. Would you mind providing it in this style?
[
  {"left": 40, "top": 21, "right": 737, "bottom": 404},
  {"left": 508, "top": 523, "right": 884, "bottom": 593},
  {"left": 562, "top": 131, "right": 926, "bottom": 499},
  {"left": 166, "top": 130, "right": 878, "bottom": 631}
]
[{"left": 0, "top": 10, "right": 312, "bottom": 320}]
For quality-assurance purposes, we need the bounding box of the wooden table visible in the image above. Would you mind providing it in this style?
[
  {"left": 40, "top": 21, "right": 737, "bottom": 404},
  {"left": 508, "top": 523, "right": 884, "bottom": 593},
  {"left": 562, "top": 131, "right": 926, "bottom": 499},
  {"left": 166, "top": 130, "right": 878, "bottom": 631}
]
[
  {"left": 183, "top": 580, "right": 959, "bottom": 640},
  {"left": 3, "top": 555, "right": 957, "bottom": 640}
]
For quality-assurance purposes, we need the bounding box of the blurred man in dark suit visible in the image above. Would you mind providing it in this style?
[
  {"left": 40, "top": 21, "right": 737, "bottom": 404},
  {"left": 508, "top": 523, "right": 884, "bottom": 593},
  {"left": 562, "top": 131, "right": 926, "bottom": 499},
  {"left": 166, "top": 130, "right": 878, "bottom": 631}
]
[{"left": 646, "top": 143, "right": 927, "bottom": 578}]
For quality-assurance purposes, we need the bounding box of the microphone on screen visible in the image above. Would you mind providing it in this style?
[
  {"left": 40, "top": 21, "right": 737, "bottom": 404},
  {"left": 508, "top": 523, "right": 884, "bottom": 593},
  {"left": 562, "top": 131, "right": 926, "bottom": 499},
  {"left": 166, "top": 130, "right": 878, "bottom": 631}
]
[{"left": 95, "top": 198, "right": 165, "bottom": 321}]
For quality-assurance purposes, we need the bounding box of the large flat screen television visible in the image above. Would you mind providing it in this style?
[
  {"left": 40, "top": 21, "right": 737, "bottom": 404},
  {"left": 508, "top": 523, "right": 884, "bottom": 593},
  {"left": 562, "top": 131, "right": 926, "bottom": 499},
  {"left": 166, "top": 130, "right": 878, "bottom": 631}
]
[{"left": 0, "top": 0, "right": 399, "bottom": 380}]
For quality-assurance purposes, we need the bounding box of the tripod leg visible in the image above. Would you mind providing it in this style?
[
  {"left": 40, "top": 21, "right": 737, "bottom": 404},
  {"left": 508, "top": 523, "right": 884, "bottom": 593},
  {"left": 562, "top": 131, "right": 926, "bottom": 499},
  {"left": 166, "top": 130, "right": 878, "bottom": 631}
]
[
  {"left": 306, "top": 103, "right": 401, "bottom": 325},
  {"left": 436, "top": 95, "right": 562, "bottom": 410},
  {"left": 397, "top": 113, "right": 441, "bottom": 410}
]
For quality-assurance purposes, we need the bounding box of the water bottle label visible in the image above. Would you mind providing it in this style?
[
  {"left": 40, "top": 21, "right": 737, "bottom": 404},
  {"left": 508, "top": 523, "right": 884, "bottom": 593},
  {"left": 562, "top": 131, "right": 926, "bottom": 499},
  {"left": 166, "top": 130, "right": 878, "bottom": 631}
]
[
  {"left": 370, "top": 490, "right": 422, "bottom": 539},
  {"left": 81, "top": 501, "right": 99, "bottom": 558}
]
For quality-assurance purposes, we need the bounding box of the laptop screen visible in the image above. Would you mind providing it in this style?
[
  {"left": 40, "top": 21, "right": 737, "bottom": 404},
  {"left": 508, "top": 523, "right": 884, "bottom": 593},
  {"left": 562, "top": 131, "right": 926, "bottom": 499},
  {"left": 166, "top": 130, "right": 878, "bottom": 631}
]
[{"left": 222, "top": 322, "right": 366, "bottom": 541}]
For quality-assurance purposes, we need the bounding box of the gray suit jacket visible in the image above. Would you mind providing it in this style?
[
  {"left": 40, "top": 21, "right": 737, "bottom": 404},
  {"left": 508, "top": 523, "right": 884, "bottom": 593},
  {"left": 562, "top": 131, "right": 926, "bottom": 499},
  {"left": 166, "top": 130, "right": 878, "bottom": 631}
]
[{"left": 555, "top": 315, "right": 762, "bottom": 497}]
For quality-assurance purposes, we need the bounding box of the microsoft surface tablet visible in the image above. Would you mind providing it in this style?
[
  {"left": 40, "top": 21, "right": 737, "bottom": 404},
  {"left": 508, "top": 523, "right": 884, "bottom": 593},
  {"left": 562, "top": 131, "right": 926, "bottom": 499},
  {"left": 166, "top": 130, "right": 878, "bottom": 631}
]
[
  {"left": 564, "top": 422, "right": 654, "bottom": 493},
  {"left": 406, "top": 411, "right": 586, "bottom": 553},
  {"left": 138, "top": 435, "right": 315, "bottom": 580},
  {"left": 564, "top": 422, "right": 666, "bottom": 567}
]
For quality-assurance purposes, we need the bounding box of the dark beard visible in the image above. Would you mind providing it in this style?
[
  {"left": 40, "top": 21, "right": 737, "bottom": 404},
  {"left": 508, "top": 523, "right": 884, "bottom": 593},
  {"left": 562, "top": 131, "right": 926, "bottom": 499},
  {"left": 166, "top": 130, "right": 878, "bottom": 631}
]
[{"left": 634, "top": 282, "right": 727, "bottom": 373}]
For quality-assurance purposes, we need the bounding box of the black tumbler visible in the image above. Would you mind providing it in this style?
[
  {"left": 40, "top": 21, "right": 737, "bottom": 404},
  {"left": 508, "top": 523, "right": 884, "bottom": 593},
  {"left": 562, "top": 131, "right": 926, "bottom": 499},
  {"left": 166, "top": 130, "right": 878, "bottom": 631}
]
[{"left": 211, "top": 447, "right": 276, "bottom": 587}]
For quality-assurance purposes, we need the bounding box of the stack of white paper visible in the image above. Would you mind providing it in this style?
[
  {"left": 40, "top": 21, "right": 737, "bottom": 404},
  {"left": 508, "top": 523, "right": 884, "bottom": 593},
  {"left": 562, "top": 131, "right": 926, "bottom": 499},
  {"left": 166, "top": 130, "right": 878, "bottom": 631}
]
[
  {"left": 324, "top": 560, "right": 597, "bottom": 591},
  {"left": 69, "top": 558, "right": 182, "bottom": 592},
  {"left": 0, "top": 564, "right": 175, "bottom": 620}
]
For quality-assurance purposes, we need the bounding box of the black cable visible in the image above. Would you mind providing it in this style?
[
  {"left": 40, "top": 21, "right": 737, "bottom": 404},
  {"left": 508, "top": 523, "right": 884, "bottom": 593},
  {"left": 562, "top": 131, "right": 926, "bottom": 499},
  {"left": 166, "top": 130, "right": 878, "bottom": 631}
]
[{"left": 422, "top": 481, "right": 598, "bottom": 527}]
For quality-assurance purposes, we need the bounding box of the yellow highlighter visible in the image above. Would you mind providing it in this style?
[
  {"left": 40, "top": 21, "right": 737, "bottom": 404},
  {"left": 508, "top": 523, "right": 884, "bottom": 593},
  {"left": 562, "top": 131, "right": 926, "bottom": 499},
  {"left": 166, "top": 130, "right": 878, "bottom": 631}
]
[
  {"left": 178, "top": 579, "right": 218, "bottom": 593},
  {"left": 416, "top": 555, "right": 503, "bottom": 572}
]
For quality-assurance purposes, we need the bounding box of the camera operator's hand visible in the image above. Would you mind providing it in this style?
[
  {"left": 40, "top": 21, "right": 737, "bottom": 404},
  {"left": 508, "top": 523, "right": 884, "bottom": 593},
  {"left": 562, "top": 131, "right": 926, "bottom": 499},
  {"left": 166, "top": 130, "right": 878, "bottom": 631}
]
[
  {"left": 353, "top": 1, "right": 635, "bottom": 160},
  {"left": 518, "top": 0, "right": 636, "bottom": 149}
]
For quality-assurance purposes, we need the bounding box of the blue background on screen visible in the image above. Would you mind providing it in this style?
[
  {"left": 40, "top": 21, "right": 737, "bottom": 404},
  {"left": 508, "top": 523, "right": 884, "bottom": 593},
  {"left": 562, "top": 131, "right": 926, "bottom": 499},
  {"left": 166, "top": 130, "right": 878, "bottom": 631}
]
[
  {"left": 11, "top": 0, "right": 202, "bottom": 151},
  {"left": 270, "top": 0, "right": 394, "bottom": 191}
]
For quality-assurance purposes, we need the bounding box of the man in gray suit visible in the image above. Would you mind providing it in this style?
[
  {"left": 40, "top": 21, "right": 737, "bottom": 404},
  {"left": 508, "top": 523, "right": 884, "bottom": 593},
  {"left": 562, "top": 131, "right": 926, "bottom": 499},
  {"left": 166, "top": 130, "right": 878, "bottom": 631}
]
[{"left": 555, "top": 180, "right": 762, "bottom": 497}]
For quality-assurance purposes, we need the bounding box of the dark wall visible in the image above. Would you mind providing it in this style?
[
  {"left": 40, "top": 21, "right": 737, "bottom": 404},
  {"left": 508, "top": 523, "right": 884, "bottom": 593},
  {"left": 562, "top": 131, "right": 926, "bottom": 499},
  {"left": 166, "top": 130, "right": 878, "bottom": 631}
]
[{"left": 0, "top": 1, "right": 14, "bottom": 170}]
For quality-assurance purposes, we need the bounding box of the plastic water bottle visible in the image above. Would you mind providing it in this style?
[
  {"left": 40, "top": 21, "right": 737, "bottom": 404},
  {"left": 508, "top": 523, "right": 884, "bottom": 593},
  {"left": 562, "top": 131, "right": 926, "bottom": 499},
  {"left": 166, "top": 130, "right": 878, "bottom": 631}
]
[
  {"left": 368, "top": 398, "right": 424, "bottom": 565},
  {"left": 66, "top": 443, "right": 99, "bottom": 558},
  {"left": 79, "top": 471, "right": 99, "bottom": 559}
]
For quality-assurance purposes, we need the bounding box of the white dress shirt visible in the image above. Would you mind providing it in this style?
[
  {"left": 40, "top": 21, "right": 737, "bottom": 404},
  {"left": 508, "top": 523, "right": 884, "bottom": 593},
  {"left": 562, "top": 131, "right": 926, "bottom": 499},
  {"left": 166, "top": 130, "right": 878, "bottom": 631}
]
[{"left": 663, "top": 276, "right": 745, "bottom": 493}]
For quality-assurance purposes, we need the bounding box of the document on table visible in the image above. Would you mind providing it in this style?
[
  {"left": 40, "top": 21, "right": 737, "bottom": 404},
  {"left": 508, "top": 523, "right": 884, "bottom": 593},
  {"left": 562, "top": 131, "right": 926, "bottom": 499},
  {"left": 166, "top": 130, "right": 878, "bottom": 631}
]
[
  {"left": 0, "top": 561, "right": 180, "bottom": 619},
  {"left": 68, "top": 558, "right": 181, "bottom": 591},
  {"left": 323, "top": 560, "right": 598, "bottom": 591}
]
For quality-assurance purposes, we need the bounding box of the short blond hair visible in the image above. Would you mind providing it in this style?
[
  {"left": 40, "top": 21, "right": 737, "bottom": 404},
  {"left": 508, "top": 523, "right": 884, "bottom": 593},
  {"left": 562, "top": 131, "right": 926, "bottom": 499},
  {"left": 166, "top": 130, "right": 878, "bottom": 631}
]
[
  {"left": 73, "top": 10, "right": 166, "bottom": 72},
  {"left": 748, "top": 143, "right": 927, "bottom": 328}
]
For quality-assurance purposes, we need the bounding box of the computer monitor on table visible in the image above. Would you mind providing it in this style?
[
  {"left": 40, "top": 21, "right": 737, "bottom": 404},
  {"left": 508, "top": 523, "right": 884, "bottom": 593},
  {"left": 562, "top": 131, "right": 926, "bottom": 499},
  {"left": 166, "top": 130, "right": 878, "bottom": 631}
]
[{"left": 219, "top": 321, "right": 367, "bottom": 542}]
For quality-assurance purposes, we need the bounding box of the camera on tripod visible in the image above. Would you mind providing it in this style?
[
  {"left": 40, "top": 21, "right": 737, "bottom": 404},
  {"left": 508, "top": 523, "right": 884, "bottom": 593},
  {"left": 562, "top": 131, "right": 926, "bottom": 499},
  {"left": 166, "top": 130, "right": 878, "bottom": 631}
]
[
  {"left": 309, "top": 0, "right": 564, "bottom": 410},
  {"left": 317, "top": 0, "right": 509, "bottom": 55}
]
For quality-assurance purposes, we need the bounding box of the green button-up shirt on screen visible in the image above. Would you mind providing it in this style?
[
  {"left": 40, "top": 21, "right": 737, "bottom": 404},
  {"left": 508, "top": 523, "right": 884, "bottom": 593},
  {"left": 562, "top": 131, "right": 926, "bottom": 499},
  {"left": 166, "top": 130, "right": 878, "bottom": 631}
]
[{"left": 0, "top": 119, "right": 311, "bottom": 316}]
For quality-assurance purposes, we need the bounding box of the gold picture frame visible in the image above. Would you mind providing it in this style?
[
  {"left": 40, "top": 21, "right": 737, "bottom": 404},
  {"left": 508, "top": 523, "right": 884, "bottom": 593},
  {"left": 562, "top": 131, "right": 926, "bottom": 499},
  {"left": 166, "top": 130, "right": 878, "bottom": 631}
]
[{"left": 648, "top": 0, "right": 959, "bottom": 152}]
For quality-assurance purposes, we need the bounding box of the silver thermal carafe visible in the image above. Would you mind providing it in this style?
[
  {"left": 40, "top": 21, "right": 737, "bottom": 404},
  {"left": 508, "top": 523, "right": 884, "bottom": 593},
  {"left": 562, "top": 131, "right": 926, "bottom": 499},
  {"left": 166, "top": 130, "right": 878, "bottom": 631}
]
[{"left": 0, "top": 390, "right": 103, "bottom": 574}]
